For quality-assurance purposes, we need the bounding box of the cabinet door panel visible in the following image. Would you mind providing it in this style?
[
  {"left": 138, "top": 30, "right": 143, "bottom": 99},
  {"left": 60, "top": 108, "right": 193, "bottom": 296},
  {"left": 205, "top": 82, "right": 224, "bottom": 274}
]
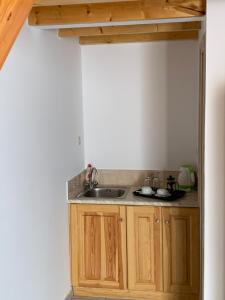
[
  {"left": 127, "top": 206, "right": 163, "bottom": 291},
  {"left": 84, "top": 214, "right": 101, "bottom": 280},
  {"left": 70, "top": 204, "right": 126, "bottom": 289},
  {"left": 104, "top": 215, "right": 118, "bottom": 281},
  {"left": 163, "top": 208, "right": 200, "bottom": 294}
]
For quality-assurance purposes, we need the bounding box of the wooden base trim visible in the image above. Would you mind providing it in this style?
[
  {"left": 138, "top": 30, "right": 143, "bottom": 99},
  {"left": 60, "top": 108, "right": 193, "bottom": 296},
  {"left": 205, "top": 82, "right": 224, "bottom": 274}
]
[{"left": 74, "top": 287, "right": 199, "bottom": 300}]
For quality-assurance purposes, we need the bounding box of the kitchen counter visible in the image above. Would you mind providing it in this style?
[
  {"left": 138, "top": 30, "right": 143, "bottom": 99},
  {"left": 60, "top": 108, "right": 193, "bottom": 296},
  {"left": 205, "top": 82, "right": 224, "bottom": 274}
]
[{"left": 68, "top": 186, "right": 199, "bottom": 208}]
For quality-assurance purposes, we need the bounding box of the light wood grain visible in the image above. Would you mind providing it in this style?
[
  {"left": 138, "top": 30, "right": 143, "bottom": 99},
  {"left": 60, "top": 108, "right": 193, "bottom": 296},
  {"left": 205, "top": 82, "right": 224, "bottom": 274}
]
[
  {"left": 127, "top": 206, "right": 163, "bottom": 292},
  {"left": 70, "top": 204, "right": 79, "bottom": 286},
  {"left": 0, "top": 0, "right": 33, "bottom": 69},
  {"left": 59, "top": 24, "right": 158, "bottom": 37},
  {"left": 58, "top": 21, "right": 201, "bottom": 37},
  {"left": 84, "top": 214, "right": 101, "bottom": 279},
  {"left": 162, "top": 207, "right": 200, "bottom": 294},
  {"left": 79, "top": 31, "right": 198, "bottom": 45},
  {"left": 29, "top": 1, "right": 206, "bottom": 26},
  {"left": 104, "top": 215, "right": 117, "bottom": 281},
  {"left": 158, "top": 21, "right": 201, "bottom": 32},
  {"left": 70, "top": 204, "right": 200, "bottom": 299},
  {"left": 34, "top": 0, "right": 136, "bottom": 5},
  {"left": 72, "top": 204, "right": 127, "bottom": 289},
  {"left": 119, "top": 206, "right": 127, "bottom": 290}
]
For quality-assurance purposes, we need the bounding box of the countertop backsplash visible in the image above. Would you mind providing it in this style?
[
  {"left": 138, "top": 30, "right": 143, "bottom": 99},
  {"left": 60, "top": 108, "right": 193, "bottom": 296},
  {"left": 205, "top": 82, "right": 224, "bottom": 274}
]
[{"left": 68, "top": 169, "right": 180, "bottom": 199}]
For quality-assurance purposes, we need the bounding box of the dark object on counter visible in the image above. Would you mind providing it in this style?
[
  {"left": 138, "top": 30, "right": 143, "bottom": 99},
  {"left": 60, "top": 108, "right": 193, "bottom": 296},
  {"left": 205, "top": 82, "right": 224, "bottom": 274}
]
[
  {"left": 133, "top": 189, "right": 186, "bottom": 201},
  {"left": 167, "top": 175, "right": 177, "bottom": 193}
]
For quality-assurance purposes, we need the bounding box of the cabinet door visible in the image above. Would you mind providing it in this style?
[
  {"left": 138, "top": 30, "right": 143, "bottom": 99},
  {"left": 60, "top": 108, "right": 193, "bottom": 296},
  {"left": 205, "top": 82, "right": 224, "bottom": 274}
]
[
  {"left": 127, "top": 206, "right": 163, "bottom": 291},
  {"left": 70, "top": 204, "right": 127, "bottom": 289},
  {"left": 162, "top": 208, "right": 200, "bottom": 294}
]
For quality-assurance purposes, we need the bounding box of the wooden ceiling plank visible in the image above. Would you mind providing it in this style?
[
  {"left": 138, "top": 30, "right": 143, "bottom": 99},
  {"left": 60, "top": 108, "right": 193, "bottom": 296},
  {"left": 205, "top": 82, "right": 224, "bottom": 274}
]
[
  {"left": 175, "top": 6, "right": 204, "bottom": 16},
  {"left": 175, "top": 0, "right": 206, "bottom": 12},
  {"left": 79, "top": 30, "right": 199, "bottom": 45},
  {"left": 58, "top": 24, "right": 157, "bottom": 37},
  {"left": 28, "top": 1, "right": 205, "bottom": 26},
  {"left": 33, "top": 0, "right": 206, "bottom": 9},
  {"left": 0, "top": 0, "right": 34, "bottom": 69},
  {"left": 58, "top": 21, "right": 201, "bottom": 37},
  {"left": 33, "top": 0, "right": 137, "bottom": 5},
  {"left": 158, "top": 21, "right": 201, "bottom": 32}
]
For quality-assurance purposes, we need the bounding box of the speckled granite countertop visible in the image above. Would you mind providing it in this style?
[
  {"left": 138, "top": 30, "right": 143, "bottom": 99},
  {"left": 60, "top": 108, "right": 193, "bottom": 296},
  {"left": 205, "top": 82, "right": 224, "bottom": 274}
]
[{"left": 68, "top": 186, "right": 199, "bottom": 208}]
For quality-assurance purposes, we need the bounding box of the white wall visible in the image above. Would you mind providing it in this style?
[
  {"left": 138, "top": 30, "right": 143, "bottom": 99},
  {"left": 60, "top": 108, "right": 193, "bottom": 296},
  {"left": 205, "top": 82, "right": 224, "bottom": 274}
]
[
  {"left": 204, "top": 2, "right": 225, "bottom": 299},
  {"left": 0, "top": 26, "right": 84, "bottom": 300},
  {"left": 81, "top": 41, "right": 199, "bottom": 170}
]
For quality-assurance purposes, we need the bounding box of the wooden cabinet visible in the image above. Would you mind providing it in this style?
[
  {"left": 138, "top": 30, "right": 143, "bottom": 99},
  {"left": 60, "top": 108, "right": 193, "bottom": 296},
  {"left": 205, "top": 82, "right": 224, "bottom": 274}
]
[
  {"left": 70, "top": 204, "right": 200, "bottom": 299},
  {"left": 127, "top": 206, "right": 200, "bottom": 296},
  {"left": 162, "top": 208, "right": 200, "bottom": 294},
  {"left": 70, "top": 204, "right": 127, "bottom": 289},
  {"left": 127, "top": 206, "right": 163, "bottom": 292}
]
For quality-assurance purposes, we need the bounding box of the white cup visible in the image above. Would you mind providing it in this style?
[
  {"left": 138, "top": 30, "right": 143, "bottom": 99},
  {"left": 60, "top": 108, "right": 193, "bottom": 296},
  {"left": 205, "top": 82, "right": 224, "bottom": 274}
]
[
  {"left": 141, "top": 186, "right": 153, "bottom": 195},
  {"left": 157, "top": 188, "right": 170, "bottom": 196}
]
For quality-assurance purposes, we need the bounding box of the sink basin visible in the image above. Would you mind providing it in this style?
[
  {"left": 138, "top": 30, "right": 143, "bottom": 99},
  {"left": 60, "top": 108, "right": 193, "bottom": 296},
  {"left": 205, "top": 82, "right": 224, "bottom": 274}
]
[{"left": 78, "top": 187, "right": 128, "bottom": 199}]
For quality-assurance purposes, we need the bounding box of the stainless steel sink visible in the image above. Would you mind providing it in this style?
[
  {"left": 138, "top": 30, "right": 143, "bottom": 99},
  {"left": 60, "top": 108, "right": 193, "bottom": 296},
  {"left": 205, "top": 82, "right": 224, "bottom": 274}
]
[{"left": 77, "top": 187, "right": 129, "bottom": 199}]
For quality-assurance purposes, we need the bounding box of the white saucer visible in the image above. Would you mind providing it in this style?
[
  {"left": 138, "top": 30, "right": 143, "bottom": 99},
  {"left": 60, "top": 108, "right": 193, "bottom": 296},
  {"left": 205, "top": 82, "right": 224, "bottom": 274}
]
[
  {"left": 137, "top": 190, "right": 155, "bottom": 196},
  {"left": 155, "top": 193, "right": 171, "bottom": 197}
]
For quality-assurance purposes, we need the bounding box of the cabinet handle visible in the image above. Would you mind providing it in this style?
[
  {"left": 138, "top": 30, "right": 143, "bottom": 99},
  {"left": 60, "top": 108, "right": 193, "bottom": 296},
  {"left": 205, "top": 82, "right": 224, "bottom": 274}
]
[
  {"left": 155, "top": 219, "right": 160, "bottom": 224},
  {"left": 119, "top": 218, "right": 123, "bottom": 222},
  {"left": 165, "top": 220, "right": 170, "bottom": 224}
]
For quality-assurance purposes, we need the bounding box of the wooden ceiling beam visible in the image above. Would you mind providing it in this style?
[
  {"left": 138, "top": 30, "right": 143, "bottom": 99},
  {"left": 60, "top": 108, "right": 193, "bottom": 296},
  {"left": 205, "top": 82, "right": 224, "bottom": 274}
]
[
  {"left": 28, "top": 1, "right": 206, "bottom": 26},
  {"left": 33, "top": 0, "right": 136, "bottom": 6},
  {"left": 79, "top": 30, "right": 199, "bottom": 45},
  {"left": 58, "top": 21, "right": 201, "bottom": 37},
  {"left": 0, "top": 0, "right": 34, "bottom": 69}
]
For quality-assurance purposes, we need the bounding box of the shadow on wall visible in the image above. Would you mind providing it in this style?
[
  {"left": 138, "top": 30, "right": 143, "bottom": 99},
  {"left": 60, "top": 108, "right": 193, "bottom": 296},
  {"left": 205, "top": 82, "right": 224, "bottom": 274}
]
[
  {"left": 82, "top": 41, "right": 199, "bottom": 170},
  {"left": 204, "top": 80, "right": 225, "bottom": 300},
  {"left": 140, "top": 41, "right": 199, "bottom": 170},
  {"left": 166, "top": 41, "right": 199, "bottom": 170}
]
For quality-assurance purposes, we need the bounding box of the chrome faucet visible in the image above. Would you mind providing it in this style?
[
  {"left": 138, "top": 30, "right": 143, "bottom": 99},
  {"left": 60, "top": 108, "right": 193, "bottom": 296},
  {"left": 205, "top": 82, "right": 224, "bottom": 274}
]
[
  {"left": 84, "top": 167, "right": 98, "bottom": 190},
  {"left": 90, "top": 167, "right": 98, "bottom": 189}
]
